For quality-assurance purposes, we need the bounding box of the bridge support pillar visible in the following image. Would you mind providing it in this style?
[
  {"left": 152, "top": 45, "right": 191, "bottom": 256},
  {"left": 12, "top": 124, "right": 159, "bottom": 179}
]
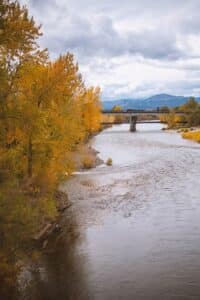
[{"left": 130, "top": 115, "right": 137, "bottom": 132}]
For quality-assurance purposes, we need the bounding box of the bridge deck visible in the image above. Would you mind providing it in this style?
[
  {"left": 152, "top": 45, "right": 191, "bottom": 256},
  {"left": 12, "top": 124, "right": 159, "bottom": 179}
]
[
  {"left": 101, "top": 120, "right": 162, "bottom": 125},
  {"left": 101, "top": 110, "right": 188, "bottom": 116}
]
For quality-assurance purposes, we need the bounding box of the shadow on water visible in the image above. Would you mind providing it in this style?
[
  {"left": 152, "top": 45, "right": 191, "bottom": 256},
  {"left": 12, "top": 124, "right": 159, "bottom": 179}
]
[{"left": 19, "top": 213, "right": 92, "bottom": 300}]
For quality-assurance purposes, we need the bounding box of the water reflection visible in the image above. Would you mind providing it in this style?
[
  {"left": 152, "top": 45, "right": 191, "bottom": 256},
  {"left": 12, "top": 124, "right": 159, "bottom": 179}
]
[{"left": 20, "top": 215, "right": 91, "bottom": 300}]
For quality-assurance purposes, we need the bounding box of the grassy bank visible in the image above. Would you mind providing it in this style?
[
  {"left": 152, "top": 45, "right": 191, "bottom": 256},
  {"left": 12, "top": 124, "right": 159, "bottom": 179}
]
[{"left": 182, "top": 130, "right": 200, "bottom": 143}]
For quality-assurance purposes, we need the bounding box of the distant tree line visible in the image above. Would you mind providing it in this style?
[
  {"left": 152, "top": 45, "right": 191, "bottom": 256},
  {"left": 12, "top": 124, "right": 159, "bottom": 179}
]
[{"left": 160, "top": 97, "right": 200, "bottom": 128}]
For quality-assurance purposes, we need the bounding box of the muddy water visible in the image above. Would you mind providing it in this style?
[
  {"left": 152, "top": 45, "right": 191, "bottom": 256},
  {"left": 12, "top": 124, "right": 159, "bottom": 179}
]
[{"left": 21, "top": 124, "right": 200, "bottom": 300}]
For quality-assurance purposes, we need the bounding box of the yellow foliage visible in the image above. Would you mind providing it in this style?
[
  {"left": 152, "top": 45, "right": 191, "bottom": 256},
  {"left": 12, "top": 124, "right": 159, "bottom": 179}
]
[
  {"left": 0, "top": 0, "right": 102, "bottom": 292},
  {"left": 160, "top": 98, "right": 200, "bottom": 128},
  {"left": 160, "top": 113, "right": 186, "bottom": 129},
  {"left": 82, "top": 87, "right": 102, "bottom": 136},
  {"left": 101, "top": 114, "right": 115, "bottom": 123},
  {"left": 182, "top": 131, "right": 200, "bottom": 143},
  {"left": 112, "top": 105, "right": 123, "bottom": 123}
]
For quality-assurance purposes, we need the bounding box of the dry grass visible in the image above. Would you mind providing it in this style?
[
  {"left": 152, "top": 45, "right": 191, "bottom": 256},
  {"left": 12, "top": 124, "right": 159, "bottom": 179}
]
[{"left": 182, "top": 130, "right": 200, "bottom": 143}]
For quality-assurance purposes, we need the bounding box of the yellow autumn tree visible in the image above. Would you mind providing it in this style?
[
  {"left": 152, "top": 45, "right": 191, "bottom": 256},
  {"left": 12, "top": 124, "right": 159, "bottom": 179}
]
[
  {"left": 112, "top": 105, "right": 123, "bottom": 123},
  {"left": 0, "top": 1, "right": 102, "bottom": 296},
  {"left": 82, "top": 86, "right": 102, "bottom": 137},
  {"left": 0, "top": 1, "right": 48, "bottom": 295}
]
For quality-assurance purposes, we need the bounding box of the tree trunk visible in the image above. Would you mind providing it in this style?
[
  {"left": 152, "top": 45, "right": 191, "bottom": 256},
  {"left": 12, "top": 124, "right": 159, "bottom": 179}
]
[{"left": 28, "top": 136, "right": 32, "bottom": 178}]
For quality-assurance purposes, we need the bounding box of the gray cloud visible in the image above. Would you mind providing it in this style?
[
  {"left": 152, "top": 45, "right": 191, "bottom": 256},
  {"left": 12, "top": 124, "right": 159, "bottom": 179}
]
[
  {"left": 20, "top": 0, "right": 200, "bottom": 98},
  {"left": 38, "top": 14, "right": 184, "bottom": 61},
  {"left": 22, "top": 0, "right": 189, "bottom": 60}
]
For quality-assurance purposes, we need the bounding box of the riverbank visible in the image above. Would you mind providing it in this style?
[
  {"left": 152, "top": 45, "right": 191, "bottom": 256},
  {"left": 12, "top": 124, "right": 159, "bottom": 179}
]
[
  {"left": 163, "top": 125, "right": 200, "bottom": 144},
  {"left": 73, "top": 144, "right": 104, "bottom": 171},
  {"left": 14, "top": 136, "right": 104, "bottom": 300},
  {"left": 32, "top": 141, "right": 103, "bottom": 248},
  {"left": 174, "top": 126, "right": 200, "bottom": 143},
  {"left": 182, "top": 129, "right": 200, "bottom": 143}
]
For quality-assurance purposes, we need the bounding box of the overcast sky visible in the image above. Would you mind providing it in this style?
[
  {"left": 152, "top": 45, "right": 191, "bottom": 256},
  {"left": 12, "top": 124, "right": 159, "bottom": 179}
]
[{"left": 20, "top": 0, "right": 200, "bottom": 99}]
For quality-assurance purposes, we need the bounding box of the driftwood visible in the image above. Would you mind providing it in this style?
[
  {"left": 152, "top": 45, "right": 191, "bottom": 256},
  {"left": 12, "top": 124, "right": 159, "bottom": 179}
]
[
  {"left": 33, "top": 223, "right": 52, "bottom": 241},
  {"left": 33, "top": 191, "right": 70, "bottom": 243},
  {"left": 55, "top": 191, "right": 71, "bottom": 212}
]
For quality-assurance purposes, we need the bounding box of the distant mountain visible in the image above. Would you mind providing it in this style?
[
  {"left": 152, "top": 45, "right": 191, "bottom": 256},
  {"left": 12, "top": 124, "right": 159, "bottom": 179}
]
[
  {"left": 102, "top": 94, "right": 200, "bottom": 110},
  {"left": 144, "top": 94, "right": 190, "bottom": 108}
]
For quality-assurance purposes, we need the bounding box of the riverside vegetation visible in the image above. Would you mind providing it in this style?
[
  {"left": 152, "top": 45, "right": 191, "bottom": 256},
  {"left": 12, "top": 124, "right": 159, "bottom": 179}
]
[
  {"left": 182, "top": 130, "right": 200, "bottom": 143},
  {"left": 160, "top": 97, "right": 200, "bottom": 143},
  {"left": 0, "top": 0, "right": 102, "bottom": 297}
]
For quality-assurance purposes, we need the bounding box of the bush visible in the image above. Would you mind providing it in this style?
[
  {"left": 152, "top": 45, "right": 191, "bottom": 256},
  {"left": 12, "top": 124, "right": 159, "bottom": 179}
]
[
  {"left": 182, "top": 131, "right": 200, "bottom": 143},
  {"left": 82, "top": 155, "right": 94, "bottom": 169},
  {"left": 106, "top": 158, "right": 113, "bottom": 166}
]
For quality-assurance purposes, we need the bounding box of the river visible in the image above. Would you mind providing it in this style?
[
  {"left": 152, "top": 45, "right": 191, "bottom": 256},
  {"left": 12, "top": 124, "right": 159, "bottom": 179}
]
[{"left": 20, "top": 123, "right": 200, "bottom": 300}]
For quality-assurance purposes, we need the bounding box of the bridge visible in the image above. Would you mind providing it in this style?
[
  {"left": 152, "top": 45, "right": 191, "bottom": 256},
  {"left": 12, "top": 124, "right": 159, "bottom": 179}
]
[{"left": 101, "top": 110, "right": 187, "bottom": 132}]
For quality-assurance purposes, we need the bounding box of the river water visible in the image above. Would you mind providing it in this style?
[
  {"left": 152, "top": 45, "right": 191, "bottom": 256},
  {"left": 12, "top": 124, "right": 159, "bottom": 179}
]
[{"left": 21, "top": 124, "right": 200, "bottom": 300}]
